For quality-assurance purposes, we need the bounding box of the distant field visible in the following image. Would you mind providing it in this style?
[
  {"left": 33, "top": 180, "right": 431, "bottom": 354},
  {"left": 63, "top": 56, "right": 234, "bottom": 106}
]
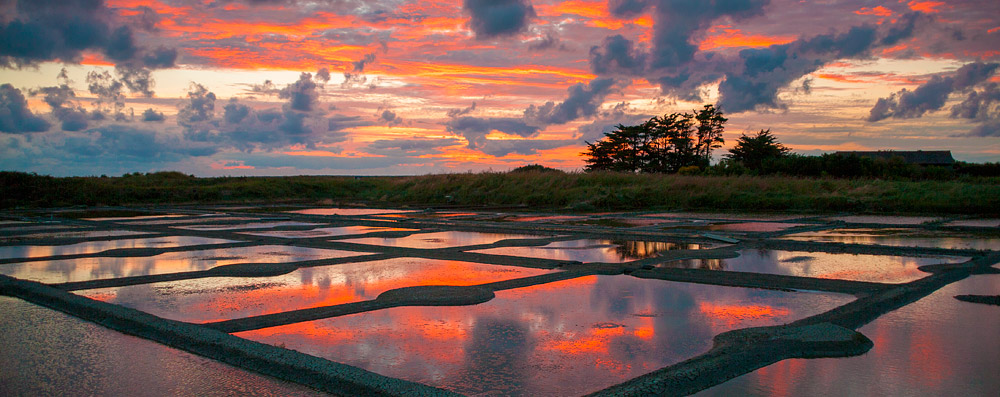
[{"left": 3, "top": 170, "right": 999, "bottom": 216}]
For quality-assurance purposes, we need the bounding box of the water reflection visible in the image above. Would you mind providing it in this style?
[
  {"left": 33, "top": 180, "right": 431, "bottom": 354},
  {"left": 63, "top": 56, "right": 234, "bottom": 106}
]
[
  {"left": 783, "top": 228, "right": 1000, "bottom": 250},
  {"left": 824, "top": 215, "right": 942, "bottom": 225},
  {"left": 698, "top": 274, "right": 1000, "bottom": 396},
  {"left": 0, "top": 297, "right": 324, "bottom": 396},
  {"left": 174, "top": 221, "right": 318, "bottom": 231},
  {"left": 80, "top": 258, "right": 554, "bottom": 323},
  {"left": 288, "top": 208, "right": 415, "bottom": 216},
  {"left": 339, "top": 231, "right": 547, "bottom": 249},
  {"left": 661, "top": 250, "right": 966, "bottom": 283},
  {"left": 472, "top": 239, "right": 706, "bottom": 263},
  {"left": 0, "top": 236, "right": 235, "bottom": 260},
  {"left": 0, "top": 245, "right": 362, "bottom": 284},
  {"left": 240, "top": 226, "right": 418, "bottom": 238},
  {"left": 236, "top": 275, "right": 852, "bottom": 396},
  {"left": 0, "top": 230, "right": 149, "bottom": 242}
]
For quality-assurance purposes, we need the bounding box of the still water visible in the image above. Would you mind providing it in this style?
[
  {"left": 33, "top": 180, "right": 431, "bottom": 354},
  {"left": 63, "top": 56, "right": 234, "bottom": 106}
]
[
  {"left": 0, "top": 236, "right": 235, "bottom": 260},
  {"left": 660, "top": 250, "right": 967, "bottom": 283},
  {"left": 473, "top": 239, "right": 707, "bottom": 263},
  {"left": 0, "top": 245, "right": 363, "bottom": 284},
  {"left": 339, "top": 231, "right": 548, "bottom": 249},
  {"left": 782, "top": 228, "right": 1000, "bottom": 250},
  {"left": 0, "top": 297, "right": 324, "bottom": 396},
  {"left": 237, "top": 275, "right": 853, "bottom": 396},
  {"left": 80, "top": 258, "right": 555, "bottom": 323},
  {"left": 698, "top": 274, "right": 1000, "bottom": 396}
]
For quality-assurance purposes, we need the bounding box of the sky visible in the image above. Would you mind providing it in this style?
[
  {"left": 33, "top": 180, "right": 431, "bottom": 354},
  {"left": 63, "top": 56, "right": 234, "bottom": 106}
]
[{"left": 0, "top": 0, "right": 998, "bottom": 177}]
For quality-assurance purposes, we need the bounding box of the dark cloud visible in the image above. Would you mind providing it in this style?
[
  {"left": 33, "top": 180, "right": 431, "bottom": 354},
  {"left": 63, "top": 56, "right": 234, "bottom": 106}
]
[
  {"left": 177, "top": 83, "right": 216, "bottom": 126},
  {"left": 363, "top": 138, "right": 461, "bottom": 157},
  {"left": 32, "top": 70, "right": 90, "bottom": 131},
  {"left": 328, "top": 114, "right": 373, "bottom": 132},
  {"left": 964, "top": 120, "right": 1000, "bottom": 137},
  {"left": 952, "top": 82, "right": 1000, "bottom": 120},
  {"left": 223, "top": 99, "right": 251, "bottom": 124},
  {"left": 0, "top": 84, "right": 51, "bottom": 133},
  {"left": 316, "top": 67, "right": 331, "bottom": 83},
  {"left": 463, "top": 0, "right": 536, "bottom": 39},
  {"left": 280, "top": 72, "right": 321, "bottom": 112},
  {"left": 140, "top": 108, "right": 165, "bottom": 122},
  {"left": 589, "top": 35, "right": 647, "bottom": 76},
  {"left": 377, "top": 109, "right": 403, "bottom": 126},
  {"left": 528, "top": 32, "right": 567, "bottom": 51},
  {"left": 342, "top": 52, "right": 376, "bottom": 88},
  {"left": 867, "top": 62, "right": 999, "bottom": 122},
  {"left": 134, "top": 6, "right": 161, "bottom": 32},
  {"left": 524, "top": 78, "right": 617, "bottom": 125},
  {"left": 60, "top": 124, "right": 216, "bottom": 160},
  {"left": 1, "top": 0, "right": 176, "bottom": 71},
  {"left": 589, "top": 6, "right": 934, "bottom": 113},
  {"left": 447, "top": 102, "right": 477, "bottom": 117},
  {"left": 446, "top": 116, "right": 540, "bottom": 149}
]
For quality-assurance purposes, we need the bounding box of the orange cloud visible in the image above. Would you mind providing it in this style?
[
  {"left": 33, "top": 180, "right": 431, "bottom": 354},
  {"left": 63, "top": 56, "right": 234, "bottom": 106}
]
[
  {"left": 699, "top": 29, "right": 796, "bottom": 50},
  {"left": 907, "top": 1, "right": 945, "bottom": 13},
  {"left": 855, "top": 6, "right": 892, "bottom": 17}
]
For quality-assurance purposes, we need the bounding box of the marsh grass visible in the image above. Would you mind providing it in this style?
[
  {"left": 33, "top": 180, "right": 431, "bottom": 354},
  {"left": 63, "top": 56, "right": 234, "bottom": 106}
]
[{"left": 2, "top": 170, "right": 997, "bottom": 215}]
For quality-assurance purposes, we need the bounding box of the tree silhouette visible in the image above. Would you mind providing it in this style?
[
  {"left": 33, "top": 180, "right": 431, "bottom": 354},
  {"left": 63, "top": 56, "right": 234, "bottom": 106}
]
[
  {"left": 584, "top": 104, "right": 726, "bottom": 173},
  {"left": 726, "top": 129, "right": 789, "bottom": 171}
]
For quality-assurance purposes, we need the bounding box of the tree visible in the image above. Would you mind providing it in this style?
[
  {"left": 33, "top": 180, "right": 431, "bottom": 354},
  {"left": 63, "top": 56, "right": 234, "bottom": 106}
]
[
  {"left": 583, "top": 104, "right": 726, "bottom": 173},
  {"left": 726, "top": 129, "right": 789, "bottom": 171}
]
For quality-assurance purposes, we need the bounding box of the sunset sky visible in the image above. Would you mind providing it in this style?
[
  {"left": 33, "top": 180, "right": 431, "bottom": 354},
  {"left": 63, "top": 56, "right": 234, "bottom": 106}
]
[{"left": 1, "top": 0, "right": 998, "bottom": 176}]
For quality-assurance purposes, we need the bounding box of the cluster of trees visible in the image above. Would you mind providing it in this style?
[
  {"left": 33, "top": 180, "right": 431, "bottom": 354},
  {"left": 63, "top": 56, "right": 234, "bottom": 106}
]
[
  {"left": 583, "top": 104, "right": 726, "bottom": 173},
  {"left": 583, "top": 104, "right": 999, "bottom": 180}
]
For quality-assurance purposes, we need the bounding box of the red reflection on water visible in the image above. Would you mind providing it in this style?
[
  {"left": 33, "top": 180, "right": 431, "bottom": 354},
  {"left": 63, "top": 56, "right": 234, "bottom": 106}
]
[
  {"left": 698, "top": 302, "right": 790, "bottom": 329},
  {"left": 81, "top": 258, "right": 554, "bottom": 323},
  {"left": 237, "top": 275, "right": 851, "bottom": 396}
]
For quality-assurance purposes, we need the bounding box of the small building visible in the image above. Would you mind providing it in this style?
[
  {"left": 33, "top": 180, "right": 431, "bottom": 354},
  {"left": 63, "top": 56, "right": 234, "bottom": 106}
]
[{"left": 834, "top": 150, "right": 955, "bottom": 166}]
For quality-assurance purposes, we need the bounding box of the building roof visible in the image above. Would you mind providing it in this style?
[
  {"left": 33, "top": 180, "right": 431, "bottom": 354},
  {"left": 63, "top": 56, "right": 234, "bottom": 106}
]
[{"left": 834, "top": 150, "right": 955, "bottom": 165}]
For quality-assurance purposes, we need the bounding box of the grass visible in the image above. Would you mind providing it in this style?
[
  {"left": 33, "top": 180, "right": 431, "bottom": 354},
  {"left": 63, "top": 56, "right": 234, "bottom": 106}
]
[{"left": 2, "top": 170, "right": 998, "bottom": 216}]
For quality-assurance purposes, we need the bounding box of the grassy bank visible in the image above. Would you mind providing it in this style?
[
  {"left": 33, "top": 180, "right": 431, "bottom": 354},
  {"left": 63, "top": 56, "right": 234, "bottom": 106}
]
[{"left": 2, "top": 171, "right": 998, "bottom": 216}]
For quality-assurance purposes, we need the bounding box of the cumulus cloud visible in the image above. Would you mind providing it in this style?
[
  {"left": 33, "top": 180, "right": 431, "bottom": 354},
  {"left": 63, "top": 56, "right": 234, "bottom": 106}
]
[
  {"left": 447, "top": 102, "right": 477, "bottom": 117},
  {"left": 446, "top": 116, "right": 540, "bottom": 149},
  {"left": 589, "top": 5, "right": 934, "bottom": 113},
  {"left": 141, "top": 108, "right": 165, "bottom": 122},
  {"left": 377, "top": 109, "right": 403, "bottom": 126},
  {"left": 0, "top": 0, "right": 177, "bottom": 71},
  {"left": 524, "top": 78, "right": 617, "bottom": 125},
  {"left": 279, "top": 72, "right": 322, "bottom": 112},
  {"left": 0, "top": 84, "right": 51, "bottom": 133},
  {"left": 867, "top": 62, "right": 999, "bottom": 122},
  {"left": 464, "top": 0, "right": 536, "bottom": 39},
  {"left": 31, "top": 69, "right": 91, "bottom": 131},
  {"left": 178, "top": 83, "right": 217, "bottom": 126},
  {"left": 342, "top": 53, "right": 376, "bottom": 88}
]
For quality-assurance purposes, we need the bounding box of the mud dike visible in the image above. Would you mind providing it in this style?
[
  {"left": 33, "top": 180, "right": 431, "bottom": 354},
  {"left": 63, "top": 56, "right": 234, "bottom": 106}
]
[{"left": 1, "top": 207, "right": 998, "bottom": 395}]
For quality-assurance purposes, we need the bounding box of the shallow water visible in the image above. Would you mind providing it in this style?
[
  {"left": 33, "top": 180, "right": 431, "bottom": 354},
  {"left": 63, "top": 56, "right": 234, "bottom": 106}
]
[
  {"left": 236, "top": 275, "right": 853, "bottom": 396},
  {"left": 241, "top": 226, "right": 418, "bottom": 238},
  {"left": 0, "top": 236, "right": 236, "bottom": 260},
  {"left": 80, "top": 258, "right": 555, "bottom": 323},
  {"left": 697, "top": 274, "right": 1000, "bottom": 396},
  {"left": 782, "top": 228, "right": 1000, "bottom": 250},
  {"left": 0, "top": 297, "right": 324, "bottom": 396},
  {"left": 823, "top": 215, "right": 942, "bottom": 225},
  {"left": 660, "top": 250, "right": 968, "bottom": 283},
  {"left": 338, "top": 231, "right": 548, "bottom": 249},
  {"left": 118, "top": 216, "right": 258, "bottom": 225},
  {"left": 0, "top": 245, "right": 364, "bottom": 284},
  {"left": 174, "top": 221, "right": 319, "bottom": 231},
  {"left": 288, "top": 208, "right": 415, "bottom": 216},
  {"left": 472, "top": 239, "right": 707, "bottom": 263},
  {"left": 942, "top": 219, "right": 1000, "bottom": 228},
  {"left": 0, "top": 229, "right": 149, "bottom": 242},
  {"left": 666, "top": 222, "right": 807, "bottom": 233},
  {"left": 643, "top": 213, "right": 804, "bottom": 221}
]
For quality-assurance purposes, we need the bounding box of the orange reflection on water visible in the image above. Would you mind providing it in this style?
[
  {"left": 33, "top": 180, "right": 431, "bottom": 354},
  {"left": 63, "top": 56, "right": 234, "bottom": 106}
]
[
  {"left": 79, "top": 258, "right": 555, "bottom": 323},
  {"left": 698, "top": 302, "right": 791, "bottom": 329},
  {"left": 236, "top": 276, "right": 852, "bottom": 396}
]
